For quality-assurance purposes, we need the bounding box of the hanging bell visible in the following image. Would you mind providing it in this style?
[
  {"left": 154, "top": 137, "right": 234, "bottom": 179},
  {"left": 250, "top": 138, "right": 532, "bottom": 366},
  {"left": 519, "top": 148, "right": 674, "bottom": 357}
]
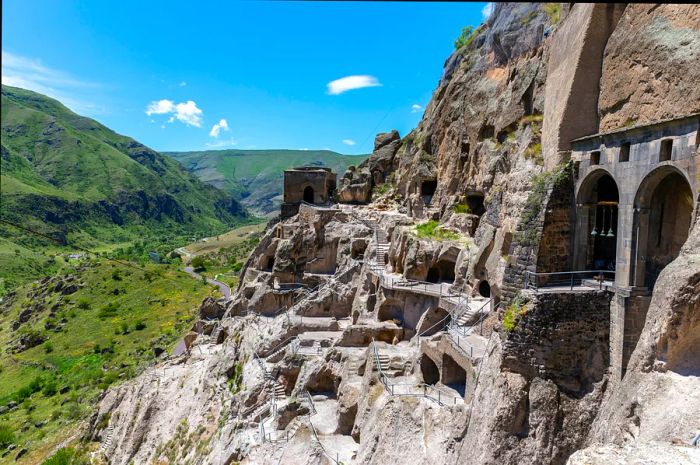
[{"left": 606, "top": 206, "right": 615, "bottom": 237}]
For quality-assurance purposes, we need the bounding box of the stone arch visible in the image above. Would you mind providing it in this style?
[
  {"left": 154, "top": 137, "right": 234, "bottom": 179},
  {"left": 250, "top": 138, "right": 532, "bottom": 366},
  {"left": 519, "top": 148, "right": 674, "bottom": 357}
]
[
  {"left": 303, "top": 185, "right": 314, "bottom": 203},
  {"left": 416, "top": 307, "right": 450, "bottom": 336},
  {"left": 631, "top": 166, "right": 695, "bottom": 289},
  {"left": 574, "top": 169, "right": 620, "bottom": 272},
  {"left": 420, "top": 354, "right": 440, "bottom": 385}
]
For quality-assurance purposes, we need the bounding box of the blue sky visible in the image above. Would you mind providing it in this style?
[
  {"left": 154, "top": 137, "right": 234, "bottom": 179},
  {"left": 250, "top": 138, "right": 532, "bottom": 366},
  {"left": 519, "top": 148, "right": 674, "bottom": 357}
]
[{"left": 2, "top": 1, "right": 489, "bottom": 154}]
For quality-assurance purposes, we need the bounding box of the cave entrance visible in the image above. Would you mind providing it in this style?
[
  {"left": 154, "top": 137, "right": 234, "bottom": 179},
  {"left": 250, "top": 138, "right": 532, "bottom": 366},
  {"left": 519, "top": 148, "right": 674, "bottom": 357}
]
[
  {"left": 466, "top": 193, "right": 486, "bottom": 216},
  {"left": 421, "top": 180, "right": 437, "bottom": 204},
  {"left": 576, "top": 172, "right": 619, "bottom": 273},
  {"left": 266, "top": 256, "right": 275, "bottom": 272},
  {"left": 441, "top": 353, "right": 467, "bottom": 396},
  {"left": 378, "top": 301, "right": 402, "bottom": 324},
  {"left": 303, "top": 185, "right": 315, "bottom": 203},
  {"left": 631, "top": 168, "right": 693, "bottom": 289},
  {"left": 426, "top": 259, "right": 456, "bottom": 284},
  {"left": 420, "top": 355, "right": 439, "bottom": 385},
  {"left": 478, "top": 280, "right": 491, "bottom": 298}
]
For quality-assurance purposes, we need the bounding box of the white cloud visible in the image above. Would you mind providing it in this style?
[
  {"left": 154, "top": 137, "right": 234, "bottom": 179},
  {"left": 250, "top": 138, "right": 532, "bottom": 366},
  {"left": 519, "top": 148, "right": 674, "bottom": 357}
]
[
  {"left": 209, "top": 119, "right": 229, "bottom": 138},
  {"left": 326, "top": 75, "right": 382, "bottom": 95},
  {"left": 411, "top": 104, "right": 423, "bottom": 113},
  {"left": 179, "top": 81, "right": 187, "bottom": 87},
  {"left": 342, "top": 139, "right": 356, "bottom": 146},
  {"left": 145, "top": 99, "right": 203, "bottom": 127},
  {"left": 1, "top": 50, "right": 105, "bottom": 114},
  {"left": 482, "top": 3, "right": 494, "bottom": 20}
]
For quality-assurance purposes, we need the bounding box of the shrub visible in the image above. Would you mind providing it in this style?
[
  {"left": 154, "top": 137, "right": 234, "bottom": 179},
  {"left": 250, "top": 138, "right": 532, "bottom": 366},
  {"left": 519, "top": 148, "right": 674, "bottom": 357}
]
[
  {"left": 0, "top": 424, "right": 15, "bottom": 448},
  {"left": 191, "top": 256, "right": 206, "bottom": 270},
  {"left": 416, "top": 220, "right": 460, "bottom": 241},
  {"left": 42, "top": 381, "right": 58, "bottom": 397},
  {"left": 111, "top": 270, "right": 122, "bottom": 281},
  {"left": 454, "top": 26, "right": 477, "bottom": 50},
  {"left": 134, "top": 320, "right": 146, "bottom": 331},
  {"left": 453, "top": 203, "right": 471, "bottom": 214},
  {"left": 98, "top": 302, "right": 119, "bottom": 319},
  {"left": 543, "top": 3, "right": 561, "bottom": 24},
  {"left": 503, "top": 297, "right": 527, "bottom": 332},
  {"left": 44, "top": 341, "right": 54, "bottom": 353},
  {"left": 77, "top": 298, "right": 90, "bottom": 310}
]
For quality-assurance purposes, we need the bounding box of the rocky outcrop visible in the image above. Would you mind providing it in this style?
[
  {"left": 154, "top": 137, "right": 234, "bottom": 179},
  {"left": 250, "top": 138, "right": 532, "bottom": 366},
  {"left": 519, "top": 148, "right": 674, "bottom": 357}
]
[
  {"left": 338, "top": 130, "right": 402, "bottom": 204},
  {"left": 584, "top": 219, "right": 700, "bottom": 447}
]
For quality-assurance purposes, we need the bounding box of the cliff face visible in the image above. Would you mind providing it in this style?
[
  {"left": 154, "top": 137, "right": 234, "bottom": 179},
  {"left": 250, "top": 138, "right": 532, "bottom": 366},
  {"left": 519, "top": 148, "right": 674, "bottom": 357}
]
[
  {"left": 598, "top": 4, "right": 700, "bottom": 132},
  {"left": 86, "top": 3, "right": 700, "bottom": 465}
]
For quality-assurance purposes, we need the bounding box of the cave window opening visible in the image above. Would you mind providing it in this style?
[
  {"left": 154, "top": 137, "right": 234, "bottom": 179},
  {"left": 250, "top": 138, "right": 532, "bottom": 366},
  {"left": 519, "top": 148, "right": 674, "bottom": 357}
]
[
  {"left": 266, "top": 257, "right": 275, "bottom": 272},
  {"left": 479, "top": 125, "right": 495, "bottom": 140},
  {"left": 303, "top": 185, "right": 314, "bottom": 203},
  {"left": 619, "top": 143, "right": 630, "bottom": 163},
  {"left": 659, "top": 139, "right": 673, "bottom": 162},
  {"left": 590, "top": 151, "right": 601, "bottom": 165},
  {"left": 478, "top": 280, "right": 491, "bottom": 298}
]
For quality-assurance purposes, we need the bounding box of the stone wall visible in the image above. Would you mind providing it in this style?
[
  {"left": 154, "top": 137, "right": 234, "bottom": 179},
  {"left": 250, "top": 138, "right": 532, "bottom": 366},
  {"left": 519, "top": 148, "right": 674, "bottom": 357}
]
[{"left": 502, "top": 290, "right": 612, "bottom": 396}]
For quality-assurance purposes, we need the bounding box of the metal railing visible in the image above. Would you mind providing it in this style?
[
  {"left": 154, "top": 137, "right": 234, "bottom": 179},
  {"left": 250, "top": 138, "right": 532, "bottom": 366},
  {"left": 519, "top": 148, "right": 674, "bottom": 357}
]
[
  {"left": 524, "top": 270, "right": 615, "bottom": 291},
  {"left": 371, "top": 339, "right": 463, "bottom": 407}
]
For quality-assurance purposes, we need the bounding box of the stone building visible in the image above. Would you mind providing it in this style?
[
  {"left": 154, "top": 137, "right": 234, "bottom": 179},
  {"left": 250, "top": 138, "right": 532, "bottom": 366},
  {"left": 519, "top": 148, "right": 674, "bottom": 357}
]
[
  {"left": 280, "top": 167, "right": 337, "bottom": 219},
  {"left": 570, "top": 113, "right": 699, "bottom": 378}
]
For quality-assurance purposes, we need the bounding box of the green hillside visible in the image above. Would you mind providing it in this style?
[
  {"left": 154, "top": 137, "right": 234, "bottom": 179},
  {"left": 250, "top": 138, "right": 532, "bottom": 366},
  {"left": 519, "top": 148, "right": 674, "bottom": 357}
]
[
  {"left": 0, "top": 85, "right": 249, "bottom": 289},
  {"left": 167, "top": 149, "right": 367, "bottom": 216}
]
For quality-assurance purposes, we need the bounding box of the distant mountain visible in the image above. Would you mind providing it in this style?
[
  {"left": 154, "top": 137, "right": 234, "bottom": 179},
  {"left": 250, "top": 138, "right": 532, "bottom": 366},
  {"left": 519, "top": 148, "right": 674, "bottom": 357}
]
[
  {"left": 167, "top": 149, "right": 367, "bottom": 216},
  {"left": 0, "top": 85, "right": 248, "bottom": 286}
]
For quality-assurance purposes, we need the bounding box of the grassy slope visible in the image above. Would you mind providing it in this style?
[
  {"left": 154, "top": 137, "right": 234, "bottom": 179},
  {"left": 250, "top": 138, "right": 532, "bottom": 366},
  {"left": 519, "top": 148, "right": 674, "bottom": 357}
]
[
  {"left": 0, "top": 259, "right": 218, "bottom": 465},
  {"left": 167, "top": 149, "right": 367, "bottom": 215},
  {"left": 0, "top": 85, "right": 250, "bottom": 289}
]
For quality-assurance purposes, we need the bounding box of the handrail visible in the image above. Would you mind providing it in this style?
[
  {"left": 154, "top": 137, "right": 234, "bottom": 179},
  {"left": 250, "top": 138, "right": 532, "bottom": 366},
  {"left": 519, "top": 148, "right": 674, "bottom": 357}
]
[
  {"left": 524, "top": 269, "right": 615, "bottom": 291},
  {"left": 258, "top": 336, "right": 298, "bottom": 359}
]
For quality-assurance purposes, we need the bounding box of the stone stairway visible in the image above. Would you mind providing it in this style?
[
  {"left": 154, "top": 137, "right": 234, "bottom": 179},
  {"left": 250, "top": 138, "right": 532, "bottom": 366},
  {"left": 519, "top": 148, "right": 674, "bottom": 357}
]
[
  {"left": 100, "top": 425, "right": 114, "bottom": 454},
  {"left": 376, "top": 353, "right": 390, "bottom": 371},
  {"left": 273, "top": 382, "right": 286, "bottom": 401}
]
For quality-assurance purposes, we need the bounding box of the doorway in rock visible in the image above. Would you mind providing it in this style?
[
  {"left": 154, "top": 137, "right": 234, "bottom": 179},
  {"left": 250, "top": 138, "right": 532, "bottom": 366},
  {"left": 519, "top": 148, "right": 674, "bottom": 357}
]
[
  {"left": 632, "top": 168, "right": 694, "bottom": 289},
  {"left": 478, "top": 280, "right": 491, "bottom": 298},
  {"left": 421, "top": 180, "right": 437, "bottom": 204},
  {"left": 303, "top": 185, "right": 314, "bottom": 203},
  {"left": 420, "top": 355, "right": 439, "bottom": 385},
  {"left": 441, "top": 353, "right": 467, "bottom": 397}
]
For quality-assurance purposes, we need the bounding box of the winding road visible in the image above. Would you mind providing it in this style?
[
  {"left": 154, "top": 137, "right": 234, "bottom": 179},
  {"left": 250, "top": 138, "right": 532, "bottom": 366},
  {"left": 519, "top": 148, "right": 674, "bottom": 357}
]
[{"left": 183, "top": 266, "right": 232, "bottom": 302}]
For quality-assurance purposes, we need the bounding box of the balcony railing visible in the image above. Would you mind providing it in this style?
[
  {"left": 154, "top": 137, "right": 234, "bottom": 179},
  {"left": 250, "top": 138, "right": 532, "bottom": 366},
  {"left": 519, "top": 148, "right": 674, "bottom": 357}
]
[{"left": 524, "top": 270, "right": 615, "bottom": 291}]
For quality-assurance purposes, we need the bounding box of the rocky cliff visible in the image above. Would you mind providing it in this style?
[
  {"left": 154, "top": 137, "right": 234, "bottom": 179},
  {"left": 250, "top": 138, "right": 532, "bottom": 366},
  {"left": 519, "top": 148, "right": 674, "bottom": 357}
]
[{"left": 83, "top": 3, "right": 700, "bottom": 465}]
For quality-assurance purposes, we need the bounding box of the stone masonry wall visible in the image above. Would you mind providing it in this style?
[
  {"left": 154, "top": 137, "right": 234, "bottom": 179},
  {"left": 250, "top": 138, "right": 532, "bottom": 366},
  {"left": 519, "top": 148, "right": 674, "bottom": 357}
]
[{"left": 502, "top": 290, "right": 612, "bottom": 396}]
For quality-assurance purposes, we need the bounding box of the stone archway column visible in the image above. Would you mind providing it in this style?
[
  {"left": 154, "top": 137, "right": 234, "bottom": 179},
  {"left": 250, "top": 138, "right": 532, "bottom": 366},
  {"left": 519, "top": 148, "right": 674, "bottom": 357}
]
[
  {"left": 614, "top": 203, "right": 634, "bottom": 288},
  {"left": 630, "top": 207, "right": 651, "bottom": 288},
  {"left": 573, "top": 203, "right": 594, "bottom": 270}
]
